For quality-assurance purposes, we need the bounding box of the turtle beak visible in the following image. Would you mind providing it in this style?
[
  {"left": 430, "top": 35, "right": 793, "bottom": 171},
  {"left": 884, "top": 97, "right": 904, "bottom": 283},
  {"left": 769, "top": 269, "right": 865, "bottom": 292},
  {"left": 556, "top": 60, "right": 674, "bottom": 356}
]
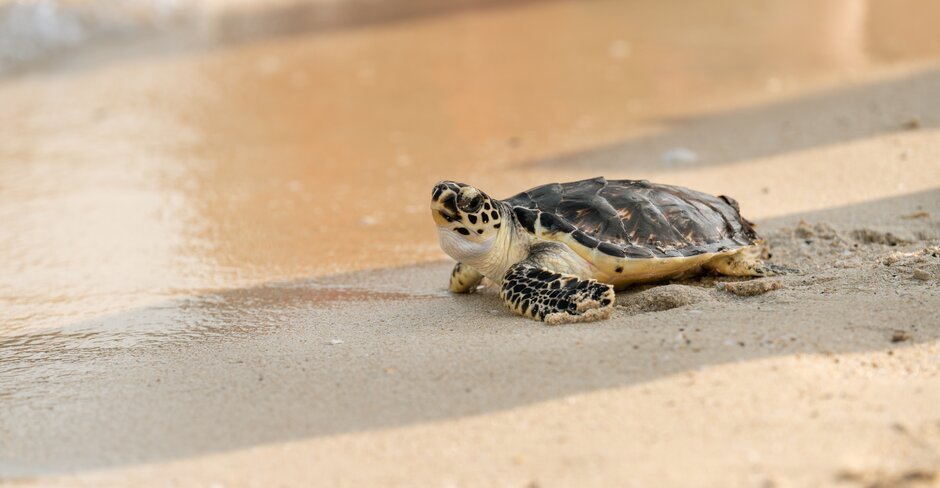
[{"left": 431, "top": 182, "right": 461, "bottom": 225}]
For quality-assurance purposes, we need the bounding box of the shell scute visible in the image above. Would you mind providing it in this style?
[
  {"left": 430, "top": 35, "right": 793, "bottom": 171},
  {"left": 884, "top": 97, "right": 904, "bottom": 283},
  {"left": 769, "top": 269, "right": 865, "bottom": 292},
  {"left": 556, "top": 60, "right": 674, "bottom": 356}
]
[
  {"left": 512, "top": 206, "right": 538, "bottom": 233},
  {"left": 597, "top": 242, "right": 626, "bottom": 258},
  {"left": 538, "top": 211, "right": 575, "bottom": 234}
]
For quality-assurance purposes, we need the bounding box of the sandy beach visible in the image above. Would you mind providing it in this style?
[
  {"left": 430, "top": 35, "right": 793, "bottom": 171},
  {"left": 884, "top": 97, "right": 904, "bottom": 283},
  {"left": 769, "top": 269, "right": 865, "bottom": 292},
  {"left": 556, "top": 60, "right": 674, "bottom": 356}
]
[{"left": 1, "top": 0, "right": 939, "bottom": 486}]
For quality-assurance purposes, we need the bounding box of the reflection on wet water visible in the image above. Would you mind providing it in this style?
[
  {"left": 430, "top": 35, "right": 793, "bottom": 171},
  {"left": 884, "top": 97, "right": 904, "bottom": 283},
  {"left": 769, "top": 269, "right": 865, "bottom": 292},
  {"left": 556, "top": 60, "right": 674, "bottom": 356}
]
[{"left": 2, "top": 0, "right": 940, "bottom": 350}]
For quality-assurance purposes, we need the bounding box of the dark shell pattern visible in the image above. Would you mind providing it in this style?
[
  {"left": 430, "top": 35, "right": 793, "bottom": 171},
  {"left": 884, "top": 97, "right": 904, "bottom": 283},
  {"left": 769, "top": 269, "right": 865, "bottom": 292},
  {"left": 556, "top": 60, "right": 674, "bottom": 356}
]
[{"left": 504, "top": 177, "right": 759, "bottom": 259}]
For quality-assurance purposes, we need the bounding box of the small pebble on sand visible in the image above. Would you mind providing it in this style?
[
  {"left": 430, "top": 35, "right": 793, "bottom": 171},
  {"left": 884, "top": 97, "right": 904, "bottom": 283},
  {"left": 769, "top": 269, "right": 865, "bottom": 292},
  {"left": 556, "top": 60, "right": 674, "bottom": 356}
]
[
  {"left": 891, "top": 330, "right": 911, "bottom": 343},
  {"left": 328, "top": 339, "right": 344, "bottom": 345},
  {"left": 912, "top": 269, "right": 932, "bottom": 281}
]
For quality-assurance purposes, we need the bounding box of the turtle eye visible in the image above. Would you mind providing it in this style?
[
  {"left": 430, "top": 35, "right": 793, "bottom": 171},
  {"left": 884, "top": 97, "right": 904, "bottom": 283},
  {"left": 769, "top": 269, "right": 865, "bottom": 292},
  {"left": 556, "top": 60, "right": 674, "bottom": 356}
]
[
  {"left": 457, "top": 191, "right": 483, "bottom": 213},
  {"left": 468, "top": 195, "right": 482, "bottom": 210}
]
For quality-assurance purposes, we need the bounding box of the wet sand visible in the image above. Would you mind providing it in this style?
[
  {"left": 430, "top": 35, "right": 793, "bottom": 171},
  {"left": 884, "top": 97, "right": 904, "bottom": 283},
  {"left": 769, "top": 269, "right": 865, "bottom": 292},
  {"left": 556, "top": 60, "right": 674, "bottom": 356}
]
[{"left": 2, "top": 0, "right": 940, "bottom": 486}]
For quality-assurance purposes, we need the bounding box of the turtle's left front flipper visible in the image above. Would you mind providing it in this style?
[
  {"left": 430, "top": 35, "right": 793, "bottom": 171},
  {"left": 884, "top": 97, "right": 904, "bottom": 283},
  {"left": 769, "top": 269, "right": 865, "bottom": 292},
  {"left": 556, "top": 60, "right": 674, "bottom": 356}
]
[
  {"left": 499, "top": 262, "right": 615, "bottom": 324},
  {"left": 449, "top": 262, "right": 484, "bottom": 293}
]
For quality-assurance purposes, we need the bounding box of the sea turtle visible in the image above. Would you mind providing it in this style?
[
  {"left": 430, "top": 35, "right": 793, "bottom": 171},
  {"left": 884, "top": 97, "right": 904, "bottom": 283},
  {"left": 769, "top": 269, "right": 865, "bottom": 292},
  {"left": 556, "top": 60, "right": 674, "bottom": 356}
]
[{"left": 430, "top": 177, "right": 789, "bottom": 323}]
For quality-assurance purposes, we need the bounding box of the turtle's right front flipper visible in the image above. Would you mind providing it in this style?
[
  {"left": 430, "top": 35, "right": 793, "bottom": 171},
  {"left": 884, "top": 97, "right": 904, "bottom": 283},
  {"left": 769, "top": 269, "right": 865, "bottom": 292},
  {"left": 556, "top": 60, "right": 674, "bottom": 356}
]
[{"left": 499, "top": 262, "right": 614, "bottom": 324}]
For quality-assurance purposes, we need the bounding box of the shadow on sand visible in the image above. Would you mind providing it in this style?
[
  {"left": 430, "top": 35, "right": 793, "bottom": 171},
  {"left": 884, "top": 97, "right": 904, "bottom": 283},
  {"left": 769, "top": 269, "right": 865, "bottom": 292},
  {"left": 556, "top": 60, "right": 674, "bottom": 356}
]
[
  {"left": 2, "top": 188, "right": 938, "bottom": 477},
  {"left": 519, "top": 68, "right": 940, "bottom": 172}
]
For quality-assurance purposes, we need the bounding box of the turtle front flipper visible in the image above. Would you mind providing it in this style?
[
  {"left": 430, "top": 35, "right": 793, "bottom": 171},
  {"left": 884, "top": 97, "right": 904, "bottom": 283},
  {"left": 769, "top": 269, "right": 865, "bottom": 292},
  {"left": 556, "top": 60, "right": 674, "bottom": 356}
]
[
  {"left": 499, "top": 262, "right": 615, "bottom": 324},
  {"left": 449, "top": 262, "right": 484, "bottom": 293}
]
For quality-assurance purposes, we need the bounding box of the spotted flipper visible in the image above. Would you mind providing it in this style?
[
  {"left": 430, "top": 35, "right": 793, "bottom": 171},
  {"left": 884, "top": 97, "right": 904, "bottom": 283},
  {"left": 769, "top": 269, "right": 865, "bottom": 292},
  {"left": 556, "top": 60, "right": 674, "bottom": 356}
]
[
  {"left": 499, "top": 262, "right": 615, "bottom": 324},
  {"left": 449, "top": 262, "right": 484, "bottom": 293}
]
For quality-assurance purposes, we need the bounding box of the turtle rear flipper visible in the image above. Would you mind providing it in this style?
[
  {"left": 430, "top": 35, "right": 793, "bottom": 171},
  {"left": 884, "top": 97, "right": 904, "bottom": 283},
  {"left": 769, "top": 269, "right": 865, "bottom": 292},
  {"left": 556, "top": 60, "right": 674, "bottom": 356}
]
[
  {"left": 705, "top": 252, "right": 799, "bottom": 277},
  {"left": 499, "top": 262, "right": 614, "bottom": 323}
]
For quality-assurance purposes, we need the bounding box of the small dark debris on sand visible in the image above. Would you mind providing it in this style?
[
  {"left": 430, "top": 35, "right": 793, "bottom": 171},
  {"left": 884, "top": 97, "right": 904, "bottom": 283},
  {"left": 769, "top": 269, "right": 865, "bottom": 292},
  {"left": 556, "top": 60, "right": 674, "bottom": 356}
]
[
  {"left": 901, "top": 117, "right": 922, "bottom": 130},
  {"left": 616, "top": 285, "right": 711, "bottom": 314},
  {"left": 891, "top": 330, "right": 911, "bottom": 343},
  {"left": 717, "top": 279, "right": 783, "bottom": 296}
]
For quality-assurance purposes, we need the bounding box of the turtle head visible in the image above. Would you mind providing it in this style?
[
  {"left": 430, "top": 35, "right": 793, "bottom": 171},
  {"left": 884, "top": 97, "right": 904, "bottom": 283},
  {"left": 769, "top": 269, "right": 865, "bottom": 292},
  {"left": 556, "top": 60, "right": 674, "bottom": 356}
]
[{"left": 431, "top": 181, "right": 503, "bottom": 246}]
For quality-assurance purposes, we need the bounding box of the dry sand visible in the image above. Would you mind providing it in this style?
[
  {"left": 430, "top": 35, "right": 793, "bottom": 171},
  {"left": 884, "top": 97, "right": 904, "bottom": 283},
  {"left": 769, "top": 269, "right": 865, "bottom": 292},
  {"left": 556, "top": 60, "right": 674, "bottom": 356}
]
[{"left": 2, "top": 1, "right": 940, "bottom": 487}]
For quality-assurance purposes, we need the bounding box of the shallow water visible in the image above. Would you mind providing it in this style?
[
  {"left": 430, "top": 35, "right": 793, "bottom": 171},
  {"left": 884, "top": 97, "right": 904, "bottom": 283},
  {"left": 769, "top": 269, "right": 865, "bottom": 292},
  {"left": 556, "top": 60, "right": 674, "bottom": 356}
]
[{"left": 2, "top": 0, "right": 940, "bottom": 356}]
